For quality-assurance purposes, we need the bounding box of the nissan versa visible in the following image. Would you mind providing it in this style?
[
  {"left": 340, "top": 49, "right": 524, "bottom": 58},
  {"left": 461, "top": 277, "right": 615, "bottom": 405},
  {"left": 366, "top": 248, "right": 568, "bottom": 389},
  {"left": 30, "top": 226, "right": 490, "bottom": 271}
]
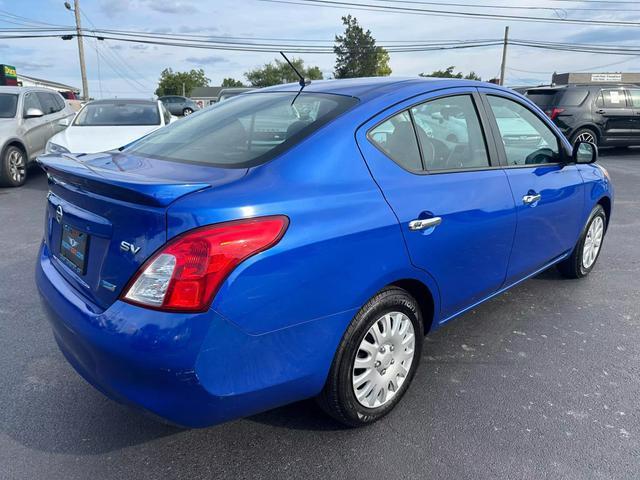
[{"left": 36, "top": 78, "right": 613, "bottom": 428}]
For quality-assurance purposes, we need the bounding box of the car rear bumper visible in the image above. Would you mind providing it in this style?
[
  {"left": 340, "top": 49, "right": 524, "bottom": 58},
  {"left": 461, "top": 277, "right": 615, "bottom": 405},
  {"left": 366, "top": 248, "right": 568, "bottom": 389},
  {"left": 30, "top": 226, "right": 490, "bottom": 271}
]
[{"left": 36, "top": 242, "right": 352, "bottom": 427}]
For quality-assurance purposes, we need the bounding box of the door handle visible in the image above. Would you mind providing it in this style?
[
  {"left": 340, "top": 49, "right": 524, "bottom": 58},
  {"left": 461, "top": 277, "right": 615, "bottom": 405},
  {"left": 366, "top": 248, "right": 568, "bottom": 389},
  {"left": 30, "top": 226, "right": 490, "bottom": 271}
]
[
  {"left": 522, "top": 193, "right": 541, "bottom": 205},
  {"left": 408, "top": 217, "right": 442, "bottom": 231},
  {"left": 596, "top": 109, "right": 606, "bottom": 114}
]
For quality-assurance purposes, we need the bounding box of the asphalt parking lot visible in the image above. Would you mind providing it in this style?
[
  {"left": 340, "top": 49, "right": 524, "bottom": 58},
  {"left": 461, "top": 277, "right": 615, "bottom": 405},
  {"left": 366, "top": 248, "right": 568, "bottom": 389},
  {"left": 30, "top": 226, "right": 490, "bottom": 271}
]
[{"left": 0, "top": 150, "right": 638, "bottom": 480}]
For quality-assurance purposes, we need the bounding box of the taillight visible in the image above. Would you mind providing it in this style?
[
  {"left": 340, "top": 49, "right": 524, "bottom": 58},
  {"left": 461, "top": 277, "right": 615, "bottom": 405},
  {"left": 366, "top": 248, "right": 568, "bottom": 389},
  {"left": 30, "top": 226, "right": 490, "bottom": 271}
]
[
  {"left": 121, "top": 216, "right": 289, "bottom": 312},
  {"left": 546, "top": 107, "right": 565, "bottom": 121}
]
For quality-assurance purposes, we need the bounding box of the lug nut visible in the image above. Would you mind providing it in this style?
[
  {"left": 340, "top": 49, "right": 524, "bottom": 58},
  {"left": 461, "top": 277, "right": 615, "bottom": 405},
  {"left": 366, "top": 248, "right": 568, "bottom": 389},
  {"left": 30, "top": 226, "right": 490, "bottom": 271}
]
[
  {"left": 381, "top": 369, "right": 386, "bottom": 375},
  {"left": 390, "top": 345, "right": 395, "bottom": 352},
  {"left": 391, "top": 359, "right": 395, "bottom": 365},
  {"left": 374, "top": 361, "right": 381, "bottom": 367},
  {"left": 379, "top": 346, "right": 386, "bottom": 353}
]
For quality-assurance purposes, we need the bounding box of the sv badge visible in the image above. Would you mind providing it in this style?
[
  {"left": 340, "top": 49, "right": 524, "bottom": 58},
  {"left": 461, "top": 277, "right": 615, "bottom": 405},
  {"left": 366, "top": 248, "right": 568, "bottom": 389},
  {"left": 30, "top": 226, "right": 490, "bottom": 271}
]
[{"left": 120, "top": 241, "right": 141, "bottom": 255}]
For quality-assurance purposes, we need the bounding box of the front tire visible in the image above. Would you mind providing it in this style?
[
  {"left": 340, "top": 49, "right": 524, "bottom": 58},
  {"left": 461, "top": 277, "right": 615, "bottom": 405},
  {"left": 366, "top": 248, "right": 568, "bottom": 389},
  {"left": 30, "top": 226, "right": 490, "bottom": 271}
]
[
  {"left": 0, "top": 145, "right": 27, "bottom": 187},
  {"left": 317, "top": 287, "right": 423, "bottom": 427},
  {"left": 183, "top": 107, "right": 193, "bottom": 116},
  {"left": 557, "top": 204, "right": 607, "bottom": 278}
]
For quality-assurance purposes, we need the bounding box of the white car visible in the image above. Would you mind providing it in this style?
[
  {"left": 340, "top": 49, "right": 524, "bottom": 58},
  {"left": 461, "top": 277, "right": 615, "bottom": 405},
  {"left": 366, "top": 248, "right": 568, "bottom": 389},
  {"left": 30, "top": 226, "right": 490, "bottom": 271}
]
[{"left": 46, "top": 99, "right": 176, "bottom": 154}]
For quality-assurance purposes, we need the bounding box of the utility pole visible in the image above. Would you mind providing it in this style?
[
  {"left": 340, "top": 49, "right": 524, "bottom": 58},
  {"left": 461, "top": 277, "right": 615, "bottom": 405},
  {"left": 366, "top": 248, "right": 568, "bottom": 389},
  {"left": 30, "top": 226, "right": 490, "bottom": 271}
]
[
  {"left": 499, "top": 26, "right": 509, "bottom": 86},
  {"left": 65, "top": 1, "right": 89, "bottom": 100}
]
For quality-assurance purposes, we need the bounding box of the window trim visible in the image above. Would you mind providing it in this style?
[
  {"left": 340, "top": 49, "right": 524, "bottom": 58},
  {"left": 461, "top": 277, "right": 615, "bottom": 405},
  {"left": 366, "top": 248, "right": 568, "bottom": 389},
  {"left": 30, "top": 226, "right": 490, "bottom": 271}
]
[
  {"left": 479, "top": 91, "right": 569, "bottom": 169},
  {"left": 365, "top": 90, "right": 500, "bottom": 176}
]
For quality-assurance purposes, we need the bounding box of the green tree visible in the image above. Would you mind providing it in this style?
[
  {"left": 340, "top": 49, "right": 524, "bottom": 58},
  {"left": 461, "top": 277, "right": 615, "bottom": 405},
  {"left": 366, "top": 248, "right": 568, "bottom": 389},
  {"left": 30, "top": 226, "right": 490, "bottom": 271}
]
[
  {"left": 155, "top": 68, "right": 210, "bottom": 97},
  {"left": 334, "top": 15, "right": 391, "bottom": 78},
  {"left": 244, "top": 58, "right": 323, "bottom": 88},
  {"left": 419, "top": 66, "right": 481, "bottom": 81},
  {"left": 221, "top": 77, "right": 245, "bottom": 87}
]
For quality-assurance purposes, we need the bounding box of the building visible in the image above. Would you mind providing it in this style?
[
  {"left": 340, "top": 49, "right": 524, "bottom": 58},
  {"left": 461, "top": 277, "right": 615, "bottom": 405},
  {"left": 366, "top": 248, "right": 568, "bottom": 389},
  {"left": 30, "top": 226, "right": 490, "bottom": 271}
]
[
  {"left": 552, "top": 72, "right": 640, "bottom": 85},
  {"left": 17, "top": 73, "right": 80, "bottom": 97},
  {"left": 190, "top": 86, "right": 223, "bottom": 108}
]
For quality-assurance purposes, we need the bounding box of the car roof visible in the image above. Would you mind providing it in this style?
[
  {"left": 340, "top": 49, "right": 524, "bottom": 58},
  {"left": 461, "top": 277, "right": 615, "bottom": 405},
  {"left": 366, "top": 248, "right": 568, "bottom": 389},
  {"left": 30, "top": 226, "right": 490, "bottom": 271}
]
[
  {"left": 254, "top": 77, "right": 495, "bottom": 102},
  {"left": 0, "top": 86, "right": 63, "bottom": 95}
]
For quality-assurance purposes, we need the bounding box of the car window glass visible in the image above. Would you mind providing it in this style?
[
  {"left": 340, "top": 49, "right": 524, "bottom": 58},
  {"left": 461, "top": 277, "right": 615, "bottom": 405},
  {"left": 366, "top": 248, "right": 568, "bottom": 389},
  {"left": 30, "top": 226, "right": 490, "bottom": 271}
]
[
  {"left": 487, "top": 95, "right": 560, "bottom": 166},
  {"left": 0, "top": 94, "right": 18, "bottom": 118},
  {"left": 36, "top": 92, "right": 58, "bottom": 114},
  {"left": 162, "top": 104, "right": 171, "bottom": 124},
  {"left": 369, "top": 111, "right": 422, "bottom": 171},
  {"left": 53, "top": 94, "right": 66, "bottom": 111},
  {"left": 558, "top": 89, "right": 588, "bottom": 107},
  {"left": 601, "top": 89, "right": 627, "bottom": 108},
  {"left": 74, "top": 102, "right": 161, "bottom": 126},
  {"left": 628, "top": 89, "right": 640, "bottom": 108},
  {"left": 410, "top": 95, "right": 489, "bottom": 170},
  {"left": 22, "top": 93, "right": 42, "bottom": 116},
  {"left": 127, "top": 92, "right": 358, "bottom": 168}
]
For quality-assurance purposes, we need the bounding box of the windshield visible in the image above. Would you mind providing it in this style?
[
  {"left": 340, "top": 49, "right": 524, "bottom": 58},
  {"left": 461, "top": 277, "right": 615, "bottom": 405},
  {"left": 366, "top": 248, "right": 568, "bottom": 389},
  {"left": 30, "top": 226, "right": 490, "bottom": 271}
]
[
  {"left": 74, "top": 102, "right": 160, "bottom": 126},
  {"left": 125, "top": 92, "right": 359, "bottom": 168},
  {"left": 0, "top": 94, "right": 18, "bottom": 118}
]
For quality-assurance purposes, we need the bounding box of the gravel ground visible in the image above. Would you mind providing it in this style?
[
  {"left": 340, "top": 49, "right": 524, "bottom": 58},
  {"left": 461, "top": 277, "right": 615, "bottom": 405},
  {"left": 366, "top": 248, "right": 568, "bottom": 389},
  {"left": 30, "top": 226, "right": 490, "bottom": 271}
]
[{"left": 0, "top": 150, "right": 638, "bottom": 480}]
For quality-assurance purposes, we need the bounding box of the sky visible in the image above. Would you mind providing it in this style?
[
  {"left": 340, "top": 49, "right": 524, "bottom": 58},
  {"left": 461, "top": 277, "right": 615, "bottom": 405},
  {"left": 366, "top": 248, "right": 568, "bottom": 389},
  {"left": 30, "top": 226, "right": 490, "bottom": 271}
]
[{"left": 1, "top": 0, "right": 640, "bottom": 98}]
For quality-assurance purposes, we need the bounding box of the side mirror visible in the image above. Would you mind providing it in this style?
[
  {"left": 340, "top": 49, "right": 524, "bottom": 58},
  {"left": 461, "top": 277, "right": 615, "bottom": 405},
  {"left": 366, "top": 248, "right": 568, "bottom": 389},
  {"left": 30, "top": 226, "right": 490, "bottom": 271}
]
[
  {"left": 58, "top": 117, "right": 71, "bottom": 127},
  {"left": 572, "top": 140, "right": 598, "bottom": 164},
  {"left": 24, "top": 108, "right": 44, "bottom": 118}
]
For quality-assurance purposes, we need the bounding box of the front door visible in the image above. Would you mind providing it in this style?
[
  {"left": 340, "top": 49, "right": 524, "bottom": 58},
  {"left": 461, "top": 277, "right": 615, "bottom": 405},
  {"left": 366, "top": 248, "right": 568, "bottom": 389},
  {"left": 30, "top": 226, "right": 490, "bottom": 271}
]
[
  {"left": 480, "top": 90, "right": 585, "bottom": 283},
  {"left": 357, "top": 89, "right": 517, "bottom": 321},
  {"left": 596, "top": 88, "right": 635, "bottom": 142},
  {"left": 21, "top": 92, "right": 52, "bottom": 159}
]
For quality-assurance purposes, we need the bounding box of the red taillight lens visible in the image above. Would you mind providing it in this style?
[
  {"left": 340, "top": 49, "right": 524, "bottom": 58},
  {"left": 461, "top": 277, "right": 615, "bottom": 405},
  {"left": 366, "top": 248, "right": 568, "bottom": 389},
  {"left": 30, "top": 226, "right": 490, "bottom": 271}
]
[
  {"left": 546, "top": 107, "right": 565, "bottom": 120},
  {"left": 122, "top": 216, "right": 289, "bottom": 312}
]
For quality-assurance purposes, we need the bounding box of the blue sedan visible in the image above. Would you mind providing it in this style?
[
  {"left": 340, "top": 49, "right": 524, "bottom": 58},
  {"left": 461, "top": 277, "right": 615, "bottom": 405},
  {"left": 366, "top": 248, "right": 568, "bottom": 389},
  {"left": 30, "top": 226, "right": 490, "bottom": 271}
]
[{"left": 36, "top": 77, "right": 613, "bottom": 427}]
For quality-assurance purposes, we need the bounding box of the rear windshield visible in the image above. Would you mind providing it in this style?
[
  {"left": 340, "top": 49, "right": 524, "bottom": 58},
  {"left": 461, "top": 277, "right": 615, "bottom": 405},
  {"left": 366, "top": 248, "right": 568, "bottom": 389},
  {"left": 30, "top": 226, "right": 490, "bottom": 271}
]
[
  {"left": 74, "top": 102, "right": 160, "bottom": 126},
  {"left": 125, "top": 92, "right": 359, "bottom": 168},
  {"left": 0, "top": 93, "right": 18, "bottom": 118},
  {"left": 526, "top": 88, "right": 588, "bottom": 107}
]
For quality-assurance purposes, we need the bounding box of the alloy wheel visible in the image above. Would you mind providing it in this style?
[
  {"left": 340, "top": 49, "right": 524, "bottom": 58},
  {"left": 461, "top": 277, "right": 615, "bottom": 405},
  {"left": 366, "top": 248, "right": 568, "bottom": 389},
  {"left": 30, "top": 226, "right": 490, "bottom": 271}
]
[
  {"left": 352, "top": 311, "right": 416, "bottom": 408},
  {"left": 575, "top": 131, "right": 596, "bottom": 144},
  {"left": 582, "top": 216, "right": 604, "bottom": 269},
  {"left": 7, "top": 149, "right": 25, "bottom": 184}
]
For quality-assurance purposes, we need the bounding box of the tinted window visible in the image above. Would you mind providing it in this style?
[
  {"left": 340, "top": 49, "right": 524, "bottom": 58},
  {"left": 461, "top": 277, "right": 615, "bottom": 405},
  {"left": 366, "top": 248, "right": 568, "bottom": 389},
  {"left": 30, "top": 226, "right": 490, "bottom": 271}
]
[
  {"left": 601, "top": 89, "right": 627, "bottom": 108},
  {"left": 53, "top": 93, "right": 66, "bottom": 111},
  {"left": 22, "top": 93, "right": 42, "bottom": 116},
  {"left": 557, "top": 89, "right": 588, "bottom": 107},
  {"left": 488, "top": 96, "right": 560, "bottom": 166},
  {"left": 0, "top": 93, "right": 18, "bottom": 118},
  {"left": 628, "top": 89, "right": 640, "bottom": 108},
  {"left": 74, "top": 102, "right": 161, "bottom": 126},
  {"left": 36, "top": 92, "right": 59, "bottom": 114},
  {"left": 526, "top": 89, "right": 559, "bottom": 108},
  {"left": 411, "top": 95, "right": 489, "bottom": 170},
  {"left": 369, "top": 111, "right": 422, "bottom": 171},
  {"left": 127, "top": 92, "right": 358, "bottom": 167}
]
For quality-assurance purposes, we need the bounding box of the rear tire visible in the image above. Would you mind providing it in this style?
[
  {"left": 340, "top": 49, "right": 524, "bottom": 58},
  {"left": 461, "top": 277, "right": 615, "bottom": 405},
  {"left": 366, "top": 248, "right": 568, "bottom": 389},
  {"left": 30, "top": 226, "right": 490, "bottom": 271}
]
[
  {"left": 0, "top": 145, "right": 27, "bottom": 187},
  {"left": 557, "top": 204, "right": 606, "bottom": 279},
  {"left": 183, "top": 108, "right": 193, "bottom": 116},
  {"left": 317, "top": 287, "right": 423, "bottom": 427},
  {"left": 571, "top": 128, "right": 598, "bottom": 147}
]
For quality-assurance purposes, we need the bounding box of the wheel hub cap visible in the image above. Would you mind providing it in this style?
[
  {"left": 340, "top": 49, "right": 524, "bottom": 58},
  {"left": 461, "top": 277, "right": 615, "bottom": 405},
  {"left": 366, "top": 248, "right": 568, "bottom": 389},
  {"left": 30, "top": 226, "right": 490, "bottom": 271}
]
[
  {"left": 352, "top": 312, "right": 416, "bottom": 408},
  {"left": 582, "top": 216, "right": 604, "bottom": 269}
]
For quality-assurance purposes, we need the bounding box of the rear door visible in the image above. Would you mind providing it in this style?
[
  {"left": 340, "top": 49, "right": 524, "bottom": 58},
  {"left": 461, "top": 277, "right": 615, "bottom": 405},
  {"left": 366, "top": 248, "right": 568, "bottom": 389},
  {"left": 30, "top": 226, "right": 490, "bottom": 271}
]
[
  {"left": 357, "top": 88, "right": 517, "bottom": 321},
  {"left": 626, "top": 88, "right": 640, "bottom": 135},
  {"left": 21, "top": 92, "right": 52, "bottom": 159},
  {"left": 479, "top": 89, "right": 584, "bottom": 283},
  {"left": 595, "top": 88, "right": 635, "bottom": 141}
]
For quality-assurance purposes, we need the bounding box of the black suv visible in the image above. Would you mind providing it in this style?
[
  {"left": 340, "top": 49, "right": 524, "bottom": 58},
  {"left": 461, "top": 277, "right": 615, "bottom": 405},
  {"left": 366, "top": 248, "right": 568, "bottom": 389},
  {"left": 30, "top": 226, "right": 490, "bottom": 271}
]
[{"left": 525, "top": 83, "right": 640, "bottom": 147}]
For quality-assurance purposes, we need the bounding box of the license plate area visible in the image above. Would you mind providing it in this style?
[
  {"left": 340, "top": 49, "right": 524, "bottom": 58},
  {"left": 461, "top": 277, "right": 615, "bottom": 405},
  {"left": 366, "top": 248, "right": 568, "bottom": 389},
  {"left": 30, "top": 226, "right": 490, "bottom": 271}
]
[{"left": 59, "top": 224, "right": 89, "bottom": 275}]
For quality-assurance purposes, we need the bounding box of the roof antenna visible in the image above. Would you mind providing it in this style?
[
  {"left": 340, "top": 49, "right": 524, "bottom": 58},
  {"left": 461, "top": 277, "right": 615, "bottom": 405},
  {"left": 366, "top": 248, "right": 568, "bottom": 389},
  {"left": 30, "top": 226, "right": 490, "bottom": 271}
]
[{"left": 280, "top": 51, "right": 310, "bottom": 105}]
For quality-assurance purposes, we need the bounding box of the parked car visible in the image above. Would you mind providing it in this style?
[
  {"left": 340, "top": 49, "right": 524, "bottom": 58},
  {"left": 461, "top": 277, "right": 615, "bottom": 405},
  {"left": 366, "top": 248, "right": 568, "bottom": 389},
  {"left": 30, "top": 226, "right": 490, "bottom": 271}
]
[
  {"left": 158, "top": 95, "right": 200, "bottom": 116},
  {"left": 0, "top": 86, "right": 75, "bottom": 187},
  {"left": 37, "top": 78, "right": 613, "bottom": 428},
  {"left": 525, "top": 83, "right": 640, "bottom": 147},
  {"left": 46, "top": 99, "right": 176, "bottom": 155},
  {"left": 218, "top": 87, "right": 255, "bottom": 102}
]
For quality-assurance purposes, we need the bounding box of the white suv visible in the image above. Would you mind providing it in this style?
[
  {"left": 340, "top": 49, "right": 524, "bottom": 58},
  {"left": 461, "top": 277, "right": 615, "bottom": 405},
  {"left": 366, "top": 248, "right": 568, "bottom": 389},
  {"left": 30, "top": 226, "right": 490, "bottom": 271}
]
[{"left": 0, "top": 86, "right": 75, "bottom": 187}]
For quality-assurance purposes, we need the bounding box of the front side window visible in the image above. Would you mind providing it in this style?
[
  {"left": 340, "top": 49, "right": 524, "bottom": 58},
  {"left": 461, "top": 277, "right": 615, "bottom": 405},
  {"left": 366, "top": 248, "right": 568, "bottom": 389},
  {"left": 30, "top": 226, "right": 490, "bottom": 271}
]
[
  {"left": 411, "top": 95, "right": 489, "bottom": 170},
  {"left": 126, "top": 92, "right": 358, "bottom": 167},
  {"left": 488, "top": 96, "right": 560, "bottom": 166},
  {"left": 601, "top": 89, "right": 627, "bottom": 108},
  {"left": 74, "top": 102, "right": 161, "bottom": 126},
  {"left": 0, "top": 93, "right": 18, "bottom": 118},
  {"left": 36, "top": 92, "right": 58, "bottom": 115},
  {"left": 369, "top": 111, "right": 422, "bottom": 171},
  {"left": 22, "top": 93, "right": 42, "bottom": 117}
]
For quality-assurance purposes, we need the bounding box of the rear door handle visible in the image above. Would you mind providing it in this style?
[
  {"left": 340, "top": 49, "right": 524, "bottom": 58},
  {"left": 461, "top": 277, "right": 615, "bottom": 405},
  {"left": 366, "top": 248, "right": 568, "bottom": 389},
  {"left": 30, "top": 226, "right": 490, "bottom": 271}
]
[
  {"left": 522, "top": 193, "right": 541, "bottom": 205},
  {"left": 408, "top": 217, "right": 442, "bottom": 231}
]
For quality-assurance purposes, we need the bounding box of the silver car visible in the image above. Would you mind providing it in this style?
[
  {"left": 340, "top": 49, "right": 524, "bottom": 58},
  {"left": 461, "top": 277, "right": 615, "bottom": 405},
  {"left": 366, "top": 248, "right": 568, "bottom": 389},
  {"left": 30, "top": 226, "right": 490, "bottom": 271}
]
[{"left": 0, "top": 86, "right": 75, "bottom": 187}]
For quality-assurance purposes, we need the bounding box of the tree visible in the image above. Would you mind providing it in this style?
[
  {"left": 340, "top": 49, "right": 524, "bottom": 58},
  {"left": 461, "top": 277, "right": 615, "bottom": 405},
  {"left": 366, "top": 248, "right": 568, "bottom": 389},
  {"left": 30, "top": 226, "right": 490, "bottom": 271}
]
[
  {"left": 155, "top": 68, "right": 210, "bottom": 97},
  {"left": 244, "top": 58, "right": 323, "bottom": 88},
  {"left": 221, "top": 77, "right": 245, "bottom": 88},
  {"left": 419, "top": 66, "right": 481, "bottom": 81},
  {"left": 334, "top": 15, "right": 391, "bottom": 78}
]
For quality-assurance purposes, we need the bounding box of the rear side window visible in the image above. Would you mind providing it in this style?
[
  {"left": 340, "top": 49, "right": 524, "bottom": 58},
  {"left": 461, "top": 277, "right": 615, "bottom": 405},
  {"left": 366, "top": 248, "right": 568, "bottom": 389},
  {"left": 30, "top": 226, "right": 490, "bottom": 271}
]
[
  {"left": 557, "top": 89, "right": 588, "bottom": 107},
  {"left": 53, "top": 93, "right": 66, "bottom": 111},
  {"left": 127, "top": 92, "right": 358, "bottom": 167},
  {"left": 369, "top": 111, "right": 422, "bottom": 171},
  {"left": 600, "top": 89, "right": 627, "bottom": 108},
  {"left": 627, "top": 89, "right": 640, "bottom": 107},
  {"left": 526, "top": 89, "right": 558, "bottom": 108}
]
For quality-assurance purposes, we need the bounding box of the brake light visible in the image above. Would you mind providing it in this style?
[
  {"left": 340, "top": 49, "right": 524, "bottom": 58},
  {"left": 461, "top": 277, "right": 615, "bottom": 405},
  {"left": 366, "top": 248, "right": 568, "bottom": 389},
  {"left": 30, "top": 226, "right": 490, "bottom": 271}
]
[
  {"left": 122, "top": 216, "right": 289, "bottom": 312},
  {"left": 547, "top": 107, "right": 565, "bottom": 120}
]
